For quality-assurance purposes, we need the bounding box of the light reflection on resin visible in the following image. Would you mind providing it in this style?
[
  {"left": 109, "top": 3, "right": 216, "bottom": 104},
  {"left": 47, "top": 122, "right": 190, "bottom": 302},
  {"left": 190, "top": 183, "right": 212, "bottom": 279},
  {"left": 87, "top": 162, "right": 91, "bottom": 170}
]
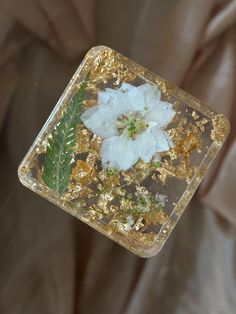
[{"left": 18, "top": 46, "right": 230, "bottom": 257}]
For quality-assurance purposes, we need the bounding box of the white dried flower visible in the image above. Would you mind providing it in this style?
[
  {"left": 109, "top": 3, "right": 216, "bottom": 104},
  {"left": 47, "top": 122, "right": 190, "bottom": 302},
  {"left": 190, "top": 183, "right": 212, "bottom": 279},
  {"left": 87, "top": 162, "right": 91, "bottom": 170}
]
[{"left": 82, "top": 83, "right": 175, "bottom": 171}]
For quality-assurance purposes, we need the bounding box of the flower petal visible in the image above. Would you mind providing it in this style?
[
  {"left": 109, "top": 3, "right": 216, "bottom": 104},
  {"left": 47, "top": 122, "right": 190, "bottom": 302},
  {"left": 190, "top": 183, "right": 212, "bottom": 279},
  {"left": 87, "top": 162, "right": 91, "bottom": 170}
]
[
  {"left": 119, "top": 82, "right": 135, "bottom": 92},
  {"left": 101, "top": 136, "right": 138, "bottom": 170},
  {"left": 126, "top": 87, "right": 146, "bottom": 111},
  {"left": 146, "top": 101, "right": 175, "bottom": 127},
  {"left": 133, "top": 130, "right": 157, "bottom": 162},
  {"left": 99, "top": 87, "right": 134, "bottom": 115},
  {"left": 98, "top": 83, "right": 137, "bottom": 113},
  {"left": 137, "top": 84, "right": 161, "bottom": 110},
  {"left": 98, "top": 88, "right": 120, "bottom": 106},
  {"left": 152, "top": 127, "right": 174, "bottom": 152},
  {"left": 81, "top": 106, "right": 118, "bottom": 138},
  {"left": 111, "top": 92, "right": 135, "bottom": 115}
]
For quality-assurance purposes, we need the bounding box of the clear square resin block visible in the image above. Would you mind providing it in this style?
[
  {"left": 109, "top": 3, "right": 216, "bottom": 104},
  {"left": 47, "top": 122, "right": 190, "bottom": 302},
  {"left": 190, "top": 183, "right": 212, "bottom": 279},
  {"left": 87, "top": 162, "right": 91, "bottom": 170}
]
[{"left": 18, "top": 46, "right": 230, "bottom": 257}]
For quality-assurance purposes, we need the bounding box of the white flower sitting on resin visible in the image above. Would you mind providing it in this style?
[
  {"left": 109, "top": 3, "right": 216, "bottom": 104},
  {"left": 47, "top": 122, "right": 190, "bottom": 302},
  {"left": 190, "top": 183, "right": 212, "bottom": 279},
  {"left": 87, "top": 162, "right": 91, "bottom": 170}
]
[{"left": 81, "top": 83, "right": 176, "bottom": 171}]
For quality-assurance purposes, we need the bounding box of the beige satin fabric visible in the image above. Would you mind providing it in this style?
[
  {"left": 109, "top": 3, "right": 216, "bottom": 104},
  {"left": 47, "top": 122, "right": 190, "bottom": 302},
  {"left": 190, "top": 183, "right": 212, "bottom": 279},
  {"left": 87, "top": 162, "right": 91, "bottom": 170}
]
[{"left": 0, "top": 0, "right": 236, "bottom": 313}]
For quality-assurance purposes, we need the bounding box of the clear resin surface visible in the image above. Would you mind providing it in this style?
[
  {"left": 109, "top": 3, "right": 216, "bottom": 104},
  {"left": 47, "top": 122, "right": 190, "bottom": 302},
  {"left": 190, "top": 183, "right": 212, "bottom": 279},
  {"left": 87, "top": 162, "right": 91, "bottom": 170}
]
[{"left": 18, "top": 46, "right": 230, "bottom": 257}]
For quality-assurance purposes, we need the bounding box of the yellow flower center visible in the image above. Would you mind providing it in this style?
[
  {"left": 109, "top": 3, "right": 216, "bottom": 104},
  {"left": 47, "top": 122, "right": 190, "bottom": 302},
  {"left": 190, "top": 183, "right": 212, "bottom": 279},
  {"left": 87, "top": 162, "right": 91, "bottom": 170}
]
[{"left": 116, "top": 111, "right": 148, "bottom": 139}]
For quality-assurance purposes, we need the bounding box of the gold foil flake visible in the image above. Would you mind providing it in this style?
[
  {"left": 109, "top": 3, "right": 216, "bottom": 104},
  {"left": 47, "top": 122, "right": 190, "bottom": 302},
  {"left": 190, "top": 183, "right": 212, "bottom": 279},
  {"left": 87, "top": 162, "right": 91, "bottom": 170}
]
[
  {"left": 122, "top": 173, "right": 132, "bottom": 185},
  {"left": 86, "top": 48, "right": 136, "bottom": 88},
  {"left": 211, "top": 114, "right": 230, "bottom": 143},
  {"left": 156, "top": 79, "right": 170, "bottom": 95},
  {"left": 98, "top": 193, "right": 113, "bottom": 213},
  {"left": 63, "top": 183, "right": 82, "bottom": 201},
  {"left": 73, "top": 199, "right": 87, "bottom": 208},
  {"left": 97, "top": 169, "right": 121, "bottom": 194},
  {"left": 177, "top": 116, "right": 188, "bottom": 127},
  {"left": 83, "top": 99, "right": 97, "bottom": 108},
  {"left": 114, "top": 187, "right": 126, "bottom": 196},
  {"left": 97, "top": 183, "right": 104, "bottom": 191},
  {"left": 90, "top": 134, "right": 102, "bottom": 152},
  {"left": 120, "top": 197, "right": 134, "bottom": 213},
  {"left": 84, "top": 207, "right": 104, "bottom": 221},
  {"left": 102, "top": 192, "right": 114, "bottom": 202},
  {"left": 123, "top": 162, "right": 151, "bottom": 185},
  {"left": 169, "top": 125, "right": 201, "bottom": 155},
  {"left": 157, "top": 159, "right": 195, "bottom": 183},
  {"left": 196, "top": 118, "right": 208, "bottom": 132},
  {"left": 64, "top": 183, "right": 93, "bottom": 201},
  {"left": 112, "top": 67, "right": 136, "bottom": 85},
  {"left": 77, "top": 128, "right": 91, "bottom": 153},
  {"left": 19, "top": 164, "right": 28, "bottom": 176},
  {"left": 151, "top": 173, "right": 158, "bottom": 181},
  {"left": 86, "top": 150, "right": 99, "bottom": 168},
  {"left": 110, "top": 205, "right": 118, "bottom": 213},
  {"left": 71, "top": 160, "right": 94, "bottom": 183},
  {"left": 36, "top": 140, "right": 47, "bottom": 154},
  {"left": 133, "top": 216, "right": 144, "bottom": 231},
  {"left": 144, "top": 210, "right": 167, "bottom": 226},
  {"left": 157, "top": 169, "right": 168, "bottom": 185},
  {"left": 98, "top": 170, "right": 107, "bottom": 181},
  {"left": 136, "top": 186, "right": 149, "bottom": 195},
  {"left": 109, "top": 219, "right": 131, "bottom": 234},
  {"left": 181, "top": 132, "right": 201, "bottom": 155},
  {"left": 192, "top": 111, "right": 200, "bottom": 120},
  {"left": 105, "top": 219, "right": 158, "bottom": 246}
]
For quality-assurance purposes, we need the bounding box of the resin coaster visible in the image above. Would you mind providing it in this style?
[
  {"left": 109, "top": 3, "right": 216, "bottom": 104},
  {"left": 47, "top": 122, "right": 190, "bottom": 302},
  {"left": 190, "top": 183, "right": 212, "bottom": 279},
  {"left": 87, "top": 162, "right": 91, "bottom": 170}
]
[{"left": 18, "top": 46, "right": 230, "bottom": 257}]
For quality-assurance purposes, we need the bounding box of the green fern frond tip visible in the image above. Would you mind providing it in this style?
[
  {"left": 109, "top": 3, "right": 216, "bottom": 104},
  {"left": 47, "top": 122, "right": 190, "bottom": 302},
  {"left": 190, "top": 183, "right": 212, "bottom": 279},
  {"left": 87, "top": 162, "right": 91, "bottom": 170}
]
[{"left": 42, "top": 71, "right": 91, "bottom": 195}]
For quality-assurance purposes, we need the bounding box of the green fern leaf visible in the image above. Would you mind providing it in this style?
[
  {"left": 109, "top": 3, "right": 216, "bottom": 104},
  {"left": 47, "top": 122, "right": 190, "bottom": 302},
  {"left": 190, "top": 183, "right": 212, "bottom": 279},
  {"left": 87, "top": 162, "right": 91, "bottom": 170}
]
[{"left": 42, "top": 72, "right": 90, "bottom": 195}]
